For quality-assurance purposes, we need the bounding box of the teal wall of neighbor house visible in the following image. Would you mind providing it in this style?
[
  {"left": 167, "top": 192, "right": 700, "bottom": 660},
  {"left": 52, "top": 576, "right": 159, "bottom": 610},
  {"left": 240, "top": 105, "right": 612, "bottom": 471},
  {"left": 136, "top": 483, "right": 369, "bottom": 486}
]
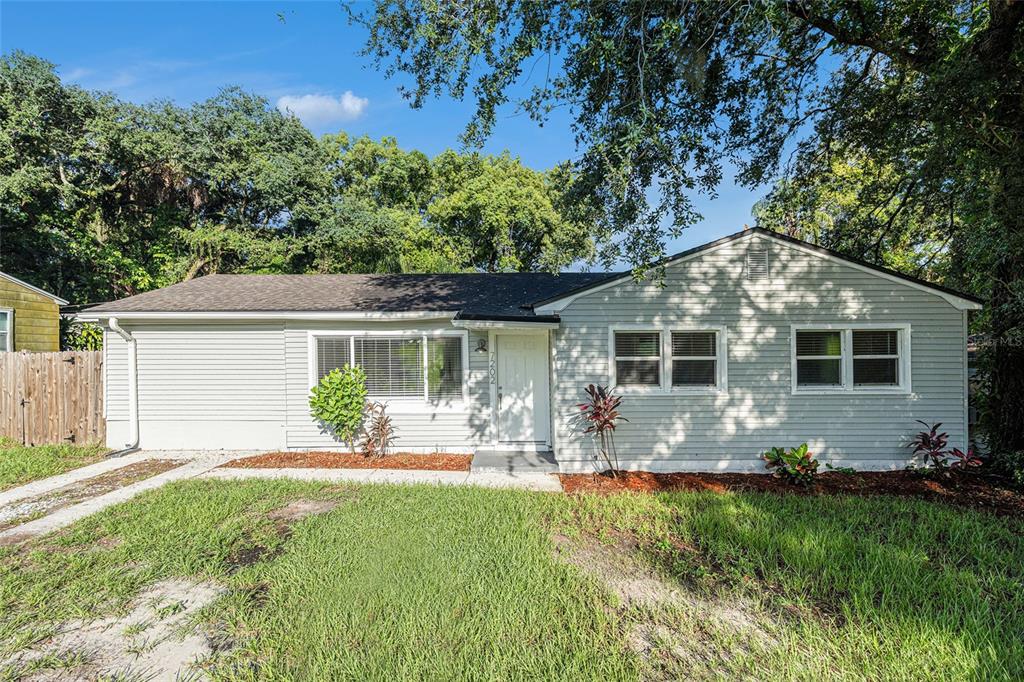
[{"left": 548, "top": 232, "right": 969, "bottom": 472}]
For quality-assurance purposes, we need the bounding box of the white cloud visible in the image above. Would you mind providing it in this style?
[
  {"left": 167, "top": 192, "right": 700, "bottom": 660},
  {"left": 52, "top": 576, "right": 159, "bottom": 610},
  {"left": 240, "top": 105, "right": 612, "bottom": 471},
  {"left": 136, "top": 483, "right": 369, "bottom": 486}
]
[{"left": 276, "top": 91, "right": 369, "bottom": 126}]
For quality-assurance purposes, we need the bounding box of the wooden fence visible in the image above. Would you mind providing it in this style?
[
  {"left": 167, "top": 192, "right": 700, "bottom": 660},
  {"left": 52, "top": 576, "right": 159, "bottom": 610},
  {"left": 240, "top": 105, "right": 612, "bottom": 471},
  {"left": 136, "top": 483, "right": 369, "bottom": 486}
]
[{"left": 1, "top": 351, "right": 105, "bottom": 446}]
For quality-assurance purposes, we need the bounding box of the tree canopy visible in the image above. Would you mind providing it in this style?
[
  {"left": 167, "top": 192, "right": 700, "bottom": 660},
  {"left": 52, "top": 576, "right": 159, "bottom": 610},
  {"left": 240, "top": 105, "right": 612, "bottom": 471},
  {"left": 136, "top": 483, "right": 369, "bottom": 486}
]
[
  {"left": 354, "top": 1, "right": 1024, "bottom": 464},
  {"left": 0, "top": 51, "right": 595, "bottom": 306}
]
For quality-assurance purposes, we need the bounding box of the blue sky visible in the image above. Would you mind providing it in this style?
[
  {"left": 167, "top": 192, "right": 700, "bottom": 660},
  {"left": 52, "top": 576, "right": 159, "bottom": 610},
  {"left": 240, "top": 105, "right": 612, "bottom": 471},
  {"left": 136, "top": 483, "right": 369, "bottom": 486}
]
[{"left": 2, "top": 0, "right": 763, "bottom": 260}]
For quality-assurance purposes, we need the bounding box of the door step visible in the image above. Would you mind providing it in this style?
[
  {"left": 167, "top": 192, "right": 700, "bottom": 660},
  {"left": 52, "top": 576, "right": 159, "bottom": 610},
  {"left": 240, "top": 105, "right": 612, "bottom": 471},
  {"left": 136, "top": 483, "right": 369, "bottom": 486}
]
[{"left": 471, "top": 449, "right": 558, "bottom": 474}]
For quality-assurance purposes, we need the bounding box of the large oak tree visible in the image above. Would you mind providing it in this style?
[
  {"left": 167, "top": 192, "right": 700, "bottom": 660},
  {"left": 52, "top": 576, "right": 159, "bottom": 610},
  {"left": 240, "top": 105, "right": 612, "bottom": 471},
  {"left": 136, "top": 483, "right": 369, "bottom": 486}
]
[{"left": 355, "top": 0, "right": 1024, "bottom": 462}]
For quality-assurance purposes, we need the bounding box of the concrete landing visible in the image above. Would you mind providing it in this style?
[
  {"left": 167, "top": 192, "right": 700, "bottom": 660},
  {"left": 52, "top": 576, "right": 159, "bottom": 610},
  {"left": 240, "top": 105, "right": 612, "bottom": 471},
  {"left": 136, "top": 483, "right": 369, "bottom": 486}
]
[{"left": 471, "top": 449, "right": 559, "bottom": 474}]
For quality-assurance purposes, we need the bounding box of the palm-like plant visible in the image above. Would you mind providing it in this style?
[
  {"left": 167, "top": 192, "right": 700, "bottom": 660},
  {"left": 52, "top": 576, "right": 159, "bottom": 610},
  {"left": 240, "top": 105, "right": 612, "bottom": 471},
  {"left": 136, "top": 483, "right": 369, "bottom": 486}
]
[{"left": 576, "top": 384, "right": 627, "bottom": 477}]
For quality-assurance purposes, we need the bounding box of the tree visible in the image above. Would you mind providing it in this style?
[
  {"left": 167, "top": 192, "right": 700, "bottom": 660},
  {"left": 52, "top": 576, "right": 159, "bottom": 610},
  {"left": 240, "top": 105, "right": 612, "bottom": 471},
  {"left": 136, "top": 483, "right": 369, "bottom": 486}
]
[
  {"left": 429, "top": 150, "right": 595, "bottom": 271},
  {"left": 354, "top": 1, "right": 1024, "bottom": 462}
]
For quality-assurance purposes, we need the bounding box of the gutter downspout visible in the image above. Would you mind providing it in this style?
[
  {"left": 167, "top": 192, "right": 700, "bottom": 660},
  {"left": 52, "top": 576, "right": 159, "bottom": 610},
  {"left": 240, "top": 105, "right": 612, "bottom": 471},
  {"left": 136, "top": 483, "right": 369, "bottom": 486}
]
[{"left": 107, "top": 317, "right": 140, "bottom": 456}]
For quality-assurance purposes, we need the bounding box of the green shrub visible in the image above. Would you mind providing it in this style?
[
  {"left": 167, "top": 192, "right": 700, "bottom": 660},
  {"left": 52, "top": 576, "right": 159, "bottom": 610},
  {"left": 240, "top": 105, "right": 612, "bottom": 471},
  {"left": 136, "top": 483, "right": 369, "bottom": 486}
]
[
  {"left": 361, "top": 401, "right": 397, "bottom": 459},
  {"left": 309, "top": 365, "right": 368, "bottom": 453},
  {"left": 762, "top": 443, "right": 820, "bottom": 485},
  {"left": 61, "top": 320, "right": 104, "bottom": 351}
]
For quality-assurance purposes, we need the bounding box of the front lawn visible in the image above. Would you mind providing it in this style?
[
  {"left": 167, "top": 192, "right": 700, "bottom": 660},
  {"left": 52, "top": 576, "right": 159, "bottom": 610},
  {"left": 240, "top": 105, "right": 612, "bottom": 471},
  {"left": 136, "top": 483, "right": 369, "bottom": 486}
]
[
  {"left": 0, "top": 438, "right": 108, "bottom": 492},
  {"left": 1, "top": 481, "right": 1021, "bottom": 680}
]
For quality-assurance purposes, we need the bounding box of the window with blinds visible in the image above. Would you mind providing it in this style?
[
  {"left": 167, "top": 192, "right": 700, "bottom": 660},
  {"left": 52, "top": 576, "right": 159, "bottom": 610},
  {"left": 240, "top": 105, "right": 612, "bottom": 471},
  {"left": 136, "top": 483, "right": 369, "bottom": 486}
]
[
  {"left": 355, "top": 337, "right": 424, "bottom": 398},
  {"left": 314, "top": 334, "right": 465, "bottom": 400},
  {"left": 671, "top": 331, "right": 717, "bottom": 386},
  {"left": 614, "top": 331, "right": 661, "bottom": 386},
  {"left": 852, "top": 330, "right": 899, "bottom": 386},
  {"left": 427, "top": 336, "right": 463, "bottom": 400},
  {"left": 795, "top": 330, "right": 843, "bottom": 386},
  {"left": 316, "top": 336, "right": 352, "bottom": 381},
  {"left": 793, "top": 327, "right": 906, "bottom": 391}
]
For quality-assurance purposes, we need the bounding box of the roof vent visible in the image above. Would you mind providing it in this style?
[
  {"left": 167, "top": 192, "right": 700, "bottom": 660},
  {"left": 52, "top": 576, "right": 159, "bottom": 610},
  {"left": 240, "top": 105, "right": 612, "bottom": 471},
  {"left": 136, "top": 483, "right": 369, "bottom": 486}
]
[{"left": 746, "top": 244, "right": 769, "bottom": 280}]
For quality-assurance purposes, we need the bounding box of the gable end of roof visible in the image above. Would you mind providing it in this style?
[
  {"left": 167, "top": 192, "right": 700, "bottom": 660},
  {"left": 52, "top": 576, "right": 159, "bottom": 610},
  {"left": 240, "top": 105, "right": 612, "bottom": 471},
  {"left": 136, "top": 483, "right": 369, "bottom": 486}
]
[
  {"left": 530, "top": 228, "right": 983, "bottom": 312},
  {"left": 0, "top": 271, "right": 69, "bottom": 305}
]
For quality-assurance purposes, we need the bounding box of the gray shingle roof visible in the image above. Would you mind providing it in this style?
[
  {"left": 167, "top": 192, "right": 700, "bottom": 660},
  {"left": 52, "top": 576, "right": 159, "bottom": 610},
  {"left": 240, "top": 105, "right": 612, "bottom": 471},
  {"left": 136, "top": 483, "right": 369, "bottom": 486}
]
[{"left": 83, "top": 272, "right": 614, "bottom": 317}]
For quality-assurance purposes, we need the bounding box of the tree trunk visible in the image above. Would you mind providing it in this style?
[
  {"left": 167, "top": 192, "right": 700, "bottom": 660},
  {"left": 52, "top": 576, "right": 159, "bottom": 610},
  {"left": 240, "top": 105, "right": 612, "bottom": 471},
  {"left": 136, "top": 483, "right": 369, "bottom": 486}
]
[{"left": 983, "top": 150, "right": 1024, "bottom": 456}]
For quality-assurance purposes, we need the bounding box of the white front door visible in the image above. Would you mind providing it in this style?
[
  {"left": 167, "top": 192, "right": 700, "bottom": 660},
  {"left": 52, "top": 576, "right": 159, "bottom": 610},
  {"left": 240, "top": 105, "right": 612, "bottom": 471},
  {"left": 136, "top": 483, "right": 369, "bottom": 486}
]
[{"left": 496, "top": 333, "right": 550, "bottom": 445}]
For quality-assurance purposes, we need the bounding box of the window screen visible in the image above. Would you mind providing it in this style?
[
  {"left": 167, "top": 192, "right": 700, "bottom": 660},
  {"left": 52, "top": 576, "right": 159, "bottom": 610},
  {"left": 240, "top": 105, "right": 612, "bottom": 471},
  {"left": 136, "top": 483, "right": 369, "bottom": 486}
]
[
  {"left": 427, "top": 336, "right": 463, "bottom": 400},
  {"left": 614, "top": 331, "right": 661, "bottom": 386},
  {"left": 355, "top": 337, "right": 424, "bottom": 398},
  {"left": 852, "top": 330, "right": 899, "bottom": 386},
  {"left": 0, "top": 311, "right": 9, "bottom": 351},
  {"left": 671, "top": 331, "right": 717, "bottom": 386},
  {"left": 795, "top": 330, "right": 842, "bottom": 386},
  {"left": 316, "top": 337, "right": 352, "bottom": 381}
]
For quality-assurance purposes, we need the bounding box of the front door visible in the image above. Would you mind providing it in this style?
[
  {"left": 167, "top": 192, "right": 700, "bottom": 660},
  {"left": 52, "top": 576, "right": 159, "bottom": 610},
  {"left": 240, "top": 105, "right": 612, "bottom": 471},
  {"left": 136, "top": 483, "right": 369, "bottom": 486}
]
[{"left": 496, "top": 334, "right": 550, "bottom": 445}]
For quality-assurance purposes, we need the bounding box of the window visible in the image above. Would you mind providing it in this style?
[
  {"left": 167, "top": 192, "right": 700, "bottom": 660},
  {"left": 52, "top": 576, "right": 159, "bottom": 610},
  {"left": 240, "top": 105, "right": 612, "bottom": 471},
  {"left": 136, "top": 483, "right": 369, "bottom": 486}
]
[
  {"left": 852, "top": 330, "right": 899, "bottom": 386},
  {"left": 355, "top": 337, "right": 424, "bottom": 397},
  {"left": 671, "top": 331, "right": 717, "bottom": 387},
  {"left": 316, "top": 337, "right": 350, "bottom": 380},
  {"left": 793, "top": 326, "right": 908, "bottom": 392},
  {"left": 795, "top": 331, "right": 843, "bottom": 387},
  {"left": 614, "top": 331, "right": 661, "bottom": 386},
  {"left": 427, "top": 337, "right": 462, "bottom": 400},
  {"left": 612, "top": 327, "right": 726, "bottom": 391},
  {"left": 0, "top": 309, "right": 10, "bottom": 351},
  {"left": 314, "top": 333, "right": 464, "bottom": 401}
]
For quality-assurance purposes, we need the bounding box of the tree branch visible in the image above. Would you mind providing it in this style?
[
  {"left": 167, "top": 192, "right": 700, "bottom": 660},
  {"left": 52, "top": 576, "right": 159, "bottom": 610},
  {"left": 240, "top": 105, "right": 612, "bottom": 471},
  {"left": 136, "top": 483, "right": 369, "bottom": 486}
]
[{"left": 784, "top": 1, "right": 934, "bottom": 71}]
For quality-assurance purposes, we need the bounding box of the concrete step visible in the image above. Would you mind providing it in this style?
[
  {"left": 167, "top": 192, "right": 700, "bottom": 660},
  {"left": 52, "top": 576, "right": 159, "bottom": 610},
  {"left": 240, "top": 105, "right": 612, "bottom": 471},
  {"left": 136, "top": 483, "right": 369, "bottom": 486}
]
[{"left": 471, "top": 449, "right": 558, "bottom": 474}]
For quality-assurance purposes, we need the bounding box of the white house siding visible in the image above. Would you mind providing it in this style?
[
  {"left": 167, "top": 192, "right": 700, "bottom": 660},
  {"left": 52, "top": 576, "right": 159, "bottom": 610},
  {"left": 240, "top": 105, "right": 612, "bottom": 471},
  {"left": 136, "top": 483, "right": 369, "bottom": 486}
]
[
  {"left": 551, "top": 234, "right": 969, "bottom": 472},
  {"left": 282, "top": 320, "right": 491, "bottom": 452},
  {"left": 105, "top": 322, "right": 287, "bottom": 450}
]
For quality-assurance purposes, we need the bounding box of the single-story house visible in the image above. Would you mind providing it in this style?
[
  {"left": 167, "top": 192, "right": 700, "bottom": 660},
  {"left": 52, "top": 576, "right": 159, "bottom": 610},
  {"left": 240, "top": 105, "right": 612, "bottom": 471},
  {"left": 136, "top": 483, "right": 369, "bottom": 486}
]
[
  {"left": 0, "top": 271, "right": 68, "bottom": 352},
  {"left": 78, "top": 228, "right": 981, "bottom": 471}
]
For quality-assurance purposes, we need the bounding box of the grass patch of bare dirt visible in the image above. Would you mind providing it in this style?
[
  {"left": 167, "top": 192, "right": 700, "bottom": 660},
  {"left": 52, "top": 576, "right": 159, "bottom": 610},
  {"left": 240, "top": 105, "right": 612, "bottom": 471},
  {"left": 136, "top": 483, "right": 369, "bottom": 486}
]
[
  {"left": 559, "top": 469, "right": 1024, "bottom": 516},
  {"left": 552, "top": 532, "right": 772, "bottom": 680},
  {"left": 221, "top": 451, "right": 473, "bottom": 471}
]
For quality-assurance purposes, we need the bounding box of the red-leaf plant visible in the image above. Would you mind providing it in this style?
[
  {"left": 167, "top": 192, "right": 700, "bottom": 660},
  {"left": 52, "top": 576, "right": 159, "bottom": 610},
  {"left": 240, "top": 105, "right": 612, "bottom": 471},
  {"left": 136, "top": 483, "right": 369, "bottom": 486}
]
[
  {"left": 907, "top": 421, "right": 981, "bottom": 471},
  {"left": 576, "top": 384, "right": 628, "bottom": 477}
]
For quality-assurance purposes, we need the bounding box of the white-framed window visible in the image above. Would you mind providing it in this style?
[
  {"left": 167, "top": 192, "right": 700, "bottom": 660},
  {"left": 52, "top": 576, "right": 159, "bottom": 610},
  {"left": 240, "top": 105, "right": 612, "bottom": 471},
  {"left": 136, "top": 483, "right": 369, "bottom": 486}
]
[
  {"left": 610, "top": 326, "right": 727, "bottom": 392},
  {"left": 0, "top": 308, "right": 11, "bottom": 351},
  {"left": 791, "top": 324, "right": 911, "bottom": 394},
  {"left": 671, "top": 331, "right": 718, "bottom": 387},
  {"left": 309, "top": 331, "right": 467, "bottom": 402},
  {"left": 613, "top": 331, "right": 661, "bottom": 387}
]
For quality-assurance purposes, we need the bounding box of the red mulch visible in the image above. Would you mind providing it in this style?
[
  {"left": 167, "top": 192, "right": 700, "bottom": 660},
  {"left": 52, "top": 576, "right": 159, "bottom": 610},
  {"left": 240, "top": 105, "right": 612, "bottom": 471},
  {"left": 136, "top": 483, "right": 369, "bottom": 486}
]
[
  {"left": 558, "top": 470, "right": 1024, "bottom": 517},
  {"left": 221, "top": 451, "right": 473, "bottom": 472}
]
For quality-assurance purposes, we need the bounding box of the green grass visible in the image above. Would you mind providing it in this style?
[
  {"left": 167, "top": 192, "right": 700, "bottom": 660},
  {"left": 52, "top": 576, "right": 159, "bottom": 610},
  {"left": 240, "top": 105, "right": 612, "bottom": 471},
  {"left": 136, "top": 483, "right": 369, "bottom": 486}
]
[
  {"left": 1, "top": 480, "right": 1022, "bottom": 680},
  {"left": 0, "top": 438, "right": 108, "bottom": 491}
]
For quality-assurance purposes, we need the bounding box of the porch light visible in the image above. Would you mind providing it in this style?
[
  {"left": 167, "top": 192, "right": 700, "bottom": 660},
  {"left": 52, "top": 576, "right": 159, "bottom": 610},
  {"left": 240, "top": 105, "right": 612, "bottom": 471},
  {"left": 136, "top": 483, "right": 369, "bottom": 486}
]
[{"left": 475, "top": 337, "right": 488, "bottom": 353}]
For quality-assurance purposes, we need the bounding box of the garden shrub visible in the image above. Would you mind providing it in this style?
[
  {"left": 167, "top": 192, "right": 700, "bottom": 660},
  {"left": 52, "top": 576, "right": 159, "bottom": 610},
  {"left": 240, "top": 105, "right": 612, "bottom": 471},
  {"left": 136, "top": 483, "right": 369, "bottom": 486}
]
[
  {"left": 762, "top": 443, "right": 819, "bottom": 485},
  {"left": 575, "top": 384, "right": 627, "bottom": 476},
  {"left": 309, "top": 365, "right": 367, "bottom": 453},
  {"left": 361, "top": 401, "right": 396, "bottom": 459},
  {"left": 908, "top": 421, "right": 982, "bottom": 472}
]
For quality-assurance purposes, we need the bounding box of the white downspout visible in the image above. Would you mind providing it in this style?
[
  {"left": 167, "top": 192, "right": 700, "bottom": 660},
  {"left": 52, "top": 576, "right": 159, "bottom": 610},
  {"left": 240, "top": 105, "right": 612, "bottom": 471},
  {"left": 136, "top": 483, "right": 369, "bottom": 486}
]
[{"left": 108, "top": 317, "right": 139, "bottom": 452}]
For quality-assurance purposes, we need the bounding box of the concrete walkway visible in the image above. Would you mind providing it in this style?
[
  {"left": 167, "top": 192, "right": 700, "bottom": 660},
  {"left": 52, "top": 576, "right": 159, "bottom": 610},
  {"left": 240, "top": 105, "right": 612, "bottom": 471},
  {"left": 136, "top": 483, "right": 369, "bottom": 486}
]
[
  {"left": 0, "top": 451, "right": 562, "bottom": 545},
  {"left": 0, "top": 451, "right": 156, "bottom": 507},
  {"left": 203, "top": 466, "right": 563, "bottom": 491},
  {"left": 0, "top": 453, "right": 234, "bottom": 545}
]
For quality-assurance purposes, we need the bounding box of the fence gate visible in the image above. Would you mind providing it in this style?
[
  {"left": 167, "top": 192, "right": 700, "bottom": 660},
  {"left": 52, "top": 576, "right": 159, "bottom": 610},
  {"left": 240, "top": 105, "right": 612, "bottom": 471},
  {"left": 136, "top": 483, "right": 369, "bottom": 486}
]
[{"left": 0, "top": 351, "right": 105, "bottom": 446}]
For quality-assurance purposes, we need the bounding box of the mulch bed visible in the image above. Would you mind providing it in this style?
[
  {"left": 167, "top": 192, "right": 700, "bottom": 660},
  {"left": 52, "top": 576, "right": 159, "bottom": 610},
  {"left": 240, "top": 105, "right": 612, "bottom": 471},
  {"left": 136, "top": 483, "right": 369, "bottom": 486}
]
[
  {"left": 221, "top": 451, "right": 473, "bottom": 472},
  {"left": 559, "top": 470, "right": 1024, "bottom": 517}
]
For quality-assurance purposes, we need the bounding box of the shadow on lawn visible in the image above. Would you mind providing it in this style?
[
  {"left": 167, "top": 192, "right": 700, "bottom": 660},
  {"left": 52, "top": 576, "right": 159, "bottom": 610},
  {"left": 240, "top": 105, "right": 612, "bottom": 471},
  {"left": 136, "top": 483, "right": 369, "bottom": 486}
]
[{"left": 576, "top": 490, "right": 1024, "bottom": 678}]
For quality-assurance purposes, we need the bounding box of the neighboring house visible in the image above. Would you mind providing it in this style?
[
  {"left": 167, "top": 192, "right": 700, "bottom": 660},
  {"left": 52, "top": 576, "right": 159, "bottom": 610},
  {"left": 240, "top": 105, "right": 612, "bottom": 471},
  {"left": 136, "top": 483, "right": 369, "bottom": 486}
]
[
  {"left": 0, "top": 271, "right": 68, "bottom": 352},
  {"left": 78, "top": 228, "right": 981, "bottom": 471}
]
